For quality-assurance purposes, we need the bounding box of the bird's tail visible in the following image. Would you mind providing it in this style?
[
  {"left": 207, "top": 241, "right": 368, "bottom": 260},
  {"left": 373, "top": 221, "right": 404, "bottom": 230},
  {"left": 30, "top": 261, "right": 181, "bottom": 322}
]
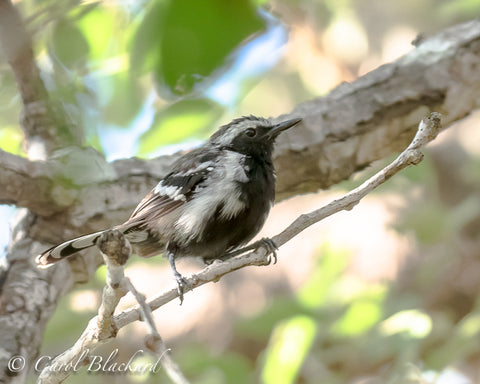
[{"left": 35, "top": 231, "right": 105, "bottom": 268}]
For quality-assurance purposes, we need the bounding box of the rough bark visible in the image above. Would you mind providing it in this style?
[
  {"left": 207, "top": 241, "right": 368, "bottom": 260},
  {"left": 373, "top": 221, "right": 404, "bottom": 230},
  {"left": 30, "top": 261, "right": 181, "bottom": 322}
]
[
  {"left": 0, "top": 0, "right": 80, "bottom": 157},
  {"left": 0, "top": 8, "right": 480, "bottom": 382},
  {"left": 274, "top": 19, "right": 480, "bottom": 199}
]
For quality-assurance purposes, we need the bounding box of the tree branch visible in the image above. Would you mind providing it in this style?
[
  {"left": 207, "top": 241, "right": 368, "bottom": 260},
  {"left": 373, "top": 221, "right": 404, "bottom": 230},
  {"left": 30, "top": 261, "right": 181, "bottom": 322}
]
[
  {"left": 0, "top": 149, "right": 57, "bottom": 215},
  {"left": 37, "top": 230, "right": 131, "bottom": 384},
  {"left": 38, "top": 230, "right": 189, "bottom": 384},
  {"left": 273, "top": 19, "right": 480, "bottom": 199},
  {"left": 0, "top": 2, "right": 86, "bottom": 378},
  {"left": 125, "top": 278, "right": 190, "bottom": 384},
  {"left": 34, "top": 113, "right": 440, "bottom": 383},
  {"left": 0, "top": 0, "right": 80, "bottom": 157},
  {"left": 116, "top": 113, "right": 441, "bottom": 324},
  {"left": 0, "top": 147, "right": 179, "bottom": 219},
  {"left": 0, "top": 15, "right": 477, "bottom": 384}
]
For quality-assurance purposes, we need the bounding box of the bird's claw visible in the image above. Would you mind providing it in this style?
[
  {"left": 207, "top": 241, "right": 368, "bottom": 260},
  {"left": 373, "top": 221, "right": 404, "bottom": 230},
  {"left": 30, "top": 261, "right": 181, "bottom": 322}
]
[
  {"left": 174, "top": 272, "right": 187, "bottom": 305},
  {"left": 257, "top": 238, "right": 278, "bottom": 264},
  {"left": 216, "top": 237, "right": 279, "bottom": 264}
]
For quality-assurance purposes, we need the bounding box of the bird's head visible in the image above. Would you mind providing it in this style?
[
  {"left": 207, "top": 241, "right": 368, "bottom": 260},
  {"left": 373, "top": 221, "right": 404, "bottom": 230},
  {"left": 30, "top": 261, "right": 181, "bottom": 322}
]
[{"left": 209, "top": 115, "right": 302, "bottom": 158}]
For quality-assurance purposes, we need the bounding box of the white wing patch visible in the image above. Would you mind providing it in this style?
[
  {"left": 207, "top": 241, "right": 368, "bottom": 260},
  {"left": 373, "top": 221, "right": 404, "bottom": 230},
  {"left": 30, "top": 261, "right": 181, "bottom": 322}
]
[
  {"left": 154, "top": 183, "right": 187, "bottom": 202},
  {"left": 174, "top": 161, "right": 215, "bottom": 176}
]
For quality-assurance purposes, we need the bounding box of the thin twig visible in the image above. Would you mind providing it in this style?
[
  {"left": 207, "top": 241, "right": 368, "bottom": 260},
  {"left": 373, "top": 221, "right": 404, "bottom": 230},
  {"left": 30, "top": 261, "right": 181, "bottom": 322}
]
[
  {"left": 38, "top": 113, "right": 442, "bottom": 383},
  {"left": 125, "top": 278, "right": 190, "bottom": 384},
  {"left": 38, "top": 230, "right": 130, "bottom": 383},
  {"left": 271, "top": 112, "right": 442, "bottom": 248},
  {"left": 38, "top": 229, "right": 190, "bottom": 384},
  {"left": 115, "top": 112, "right": 442, "bottom": 326}
]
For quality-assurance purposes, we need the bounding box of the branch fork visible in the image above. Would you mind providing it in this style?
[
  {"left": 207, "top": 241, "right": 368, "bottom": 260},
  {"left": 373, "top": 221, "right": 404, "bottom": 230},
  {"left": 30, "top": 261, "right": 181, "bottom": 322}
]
[
  {"left": 38, "top": 113, "right": 442, "bottom": 384},
  {"left": 38, "top": 229, "right": 189, "bottom": 384}
]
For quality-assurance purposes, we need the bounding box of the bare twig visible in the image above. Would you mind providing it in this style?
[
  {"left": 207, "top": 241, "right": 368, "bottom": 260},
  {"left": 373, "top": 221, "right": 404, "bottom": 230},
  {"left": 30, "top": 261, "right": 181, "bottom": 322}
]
[
  {"left": 125, "top": 278, "right": 190, "bottom": 384},
  {"left": 38, "top": 230, "right": 131, "bottom": 383},
  {"left": 36, "top": 113, "right": 441, "bottom": 383},
  {"left": 271, "top": 112, "right": 442, "bottom": 248},
  {"left": 38, "top": 230, "right": 190, "bottom": 384},
  {"left": 115, "top": 112, "right": 442, "bottom": 327}
]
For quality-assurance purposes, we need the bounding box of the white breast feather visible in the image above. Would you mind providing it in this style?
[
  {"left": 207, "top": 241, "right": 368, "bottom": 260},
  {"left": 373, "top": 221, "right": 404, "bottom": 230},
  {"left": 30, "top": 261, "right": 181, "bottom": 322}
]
[{"left": 174, "top": 151, "right": 248, "bottom": 242}]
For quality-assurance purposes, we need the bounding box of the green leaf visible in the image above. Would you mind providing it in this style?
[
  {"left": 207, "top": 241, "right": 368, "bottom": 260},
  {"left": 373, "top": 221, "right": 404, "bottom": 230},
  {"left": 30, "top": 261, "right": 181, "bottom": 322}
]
[
  {"left": 52, "top": 20, "right": 90, "bottom": 67},
  {"left": 130, "top": 1, "right": 167, "bottom": 76},
  {"left": 262, "top": 315, "right": 317, "bottom": 384},
  {"left": 332, "top": 300, "right": 382, "bottom": 336},
  {"left": 379, "top": 310, "right": 432, "bottom": 339},
  {"left": 132, "top": 0, "right": 265, "bottom": 95},
  {"left": 101, "top": 72, "right": 143, "bottom": 125},
  {"left": 0, "top": 126, "right": 24, "bottom": 156},
  {"left": 76, "top": 6, "right": 115, "bottom": 61},
  {"left": 139, "top": 99, "right": 224, "bottom": 155},
  {"left": 297, "top": 244, "right": 350, "bottom": 309}
]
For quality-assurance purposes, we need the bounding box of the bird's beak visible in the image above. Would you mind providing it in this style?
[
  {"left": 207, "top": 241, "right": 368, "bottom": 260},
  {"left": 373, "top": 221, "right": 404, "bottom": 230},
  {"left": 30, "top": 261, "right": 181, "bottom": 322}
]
[{"left": 268, "top": 117, "right": 302, "bottom": 139}]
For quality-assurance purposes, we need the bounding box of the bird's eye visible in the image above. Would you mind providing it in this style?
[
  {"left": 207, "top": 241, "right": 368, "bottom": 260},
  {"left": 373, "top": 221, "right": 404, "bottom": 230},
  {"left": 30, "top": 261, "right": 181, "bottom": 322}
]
[{"left": 245, "top": 128, "right": 256, "bottom": 137}]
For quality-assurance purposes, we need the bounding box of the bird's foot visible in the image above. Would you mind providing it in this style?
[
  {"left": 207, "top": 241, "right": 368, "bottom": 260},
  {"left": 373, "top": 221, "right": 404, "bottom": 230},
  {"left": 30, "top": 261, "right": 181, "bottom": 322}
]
[
  {"left": 256, "top": 238, "right": 278, "bottom": 264},
  {"left": 173, "top": 271, "right": 188, "bottom": 305},
  {"left": 218, "top": 237, "right": 278, "bottom": 264},
  {"left": 167, "top": 249, "right": 188, "bottom": 305}
]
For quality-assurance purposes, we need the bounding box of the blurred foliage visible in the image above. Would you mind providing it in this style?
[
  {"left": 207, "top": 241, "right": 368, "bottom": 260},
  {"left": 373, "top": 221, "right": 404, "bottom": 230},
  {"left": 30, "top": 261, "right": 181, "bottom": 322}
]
[
  {"left": 133, "top": 0, "right": 265, "bottom": 96},
  {"left": 140, "top": 98, "right": 224, "bottom": 156},
  {"left": 0, "top": 126, "right": 23, "bottom": 155},
  {"left": 261, "top": 315, "right": 317, "bottom": 384},
  {"left": 2, "top": 0, "right": 480, "bottom": 383}
]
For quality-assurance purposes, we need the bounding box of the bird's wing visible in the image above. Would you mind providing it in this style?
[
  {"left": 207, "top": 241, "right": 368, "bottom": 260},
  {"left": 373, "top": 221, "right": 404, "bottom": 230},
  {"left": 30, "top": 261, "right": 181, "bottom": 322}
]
[{"left": 125, "top": 147, "right": 218, "bottom": 226}]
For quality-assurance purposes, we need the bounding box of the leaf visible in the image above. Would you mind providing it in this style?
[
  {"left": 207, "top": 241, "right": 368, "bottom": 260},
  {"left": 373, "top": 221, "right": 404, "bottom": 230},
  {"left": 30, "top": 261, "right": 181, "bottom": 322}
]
[
  {"left": 262, "top": 315, "right": 317, "bottom": 384},
  {"left": 0, "top": 126, "right": 24, "bottom": 156},
  {"left": 332, "top": 300, "right": 382, "bottom": 336},
  {"left": 76, "top": 6, "right": 115, "bottom": 61},
  {"left": 51, "top": 20, "right": 90, "bottom": 67},
  {"left": 139, "top": 98, "right": 224, "bottom": 155},
  {"left": 101, "top": 72, "right": 143, "bottom": 126},
  {"left": 132, "top": 0, "right": 266, "bottom": 96},
  {"left": 379, "top": 309, "right": 432, "bottom": 339}
]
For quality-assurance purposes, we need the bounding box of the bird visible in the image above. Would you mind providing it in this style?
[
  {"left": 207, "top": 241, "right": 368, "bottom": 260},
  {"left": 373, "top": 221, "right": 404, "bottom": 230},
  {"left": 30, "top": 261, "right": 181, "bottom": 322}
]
[{"left": 36, "top": 115, "right": 302, "bottom": 302}]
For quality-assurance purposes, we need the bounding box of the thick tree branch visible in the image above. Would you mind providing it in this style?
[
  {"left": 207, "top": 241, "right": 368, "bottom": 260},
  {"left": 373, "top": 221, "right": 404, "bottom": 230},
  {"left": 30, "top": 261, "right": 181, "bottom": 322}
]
[
  {"left": 0, "top": 16, "right": 477, "bottom": 384},
  {"left": 0, "top": 149, "right": 57, "bottom": 215},
  {"left": 0, "top": 2, "right": 86, "bottom": 378},
  {"left": 0, "top": 148, "right": 178, "bottom": 219},
  {"left": 0, "top": 0, "right": 80, "bottom": 157},
  {"left": 273, "top": 19, "right": 480, "bottom": 199},
  {"left": 2, "top": 20, "right": 480, "bottom": 237}
]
